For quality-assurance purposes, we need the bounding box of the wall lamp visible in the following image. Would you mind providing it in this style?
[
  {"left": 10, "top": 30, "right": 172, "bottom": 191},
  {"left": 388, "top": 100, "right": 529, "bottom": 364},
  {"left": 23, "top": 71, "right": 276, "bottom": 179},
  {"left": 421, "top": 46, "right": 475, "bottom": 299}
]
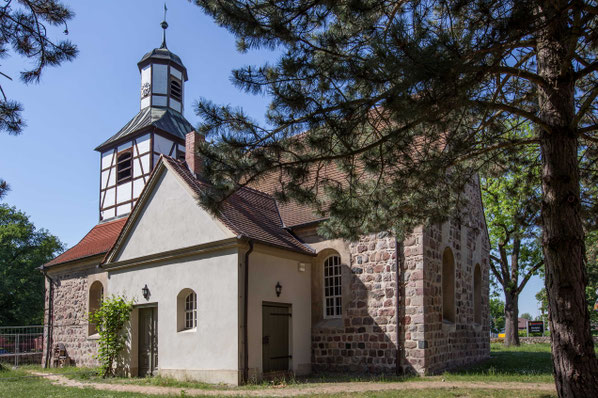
[
  {"left": 275, "top": 282, "right": 282, "bottom": 297},
  {"left": 142, "top": 284, "right": 150, "bottom": 300}
]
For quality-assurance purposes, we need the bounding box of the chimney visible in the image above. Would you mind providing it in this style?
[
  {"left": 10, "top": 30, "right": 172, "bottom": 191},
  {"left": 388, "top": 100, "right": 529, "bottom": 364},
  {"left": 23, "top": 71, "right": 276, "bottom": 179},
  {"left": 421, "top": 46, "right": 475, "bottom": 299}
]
[{"left": 185, "top": 131, "right": 204, "bottom": 176}]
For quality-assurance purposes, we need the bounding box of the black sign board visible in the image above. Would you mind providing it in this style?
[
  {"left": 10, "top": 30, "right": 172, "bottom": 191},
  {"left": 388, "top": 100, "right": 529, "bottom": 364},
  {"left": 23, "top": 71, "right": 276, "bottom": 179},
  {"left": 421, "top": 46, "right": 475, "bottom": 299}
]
[{"left": 528, "top": 321, "right": 544, "bottom": 334}]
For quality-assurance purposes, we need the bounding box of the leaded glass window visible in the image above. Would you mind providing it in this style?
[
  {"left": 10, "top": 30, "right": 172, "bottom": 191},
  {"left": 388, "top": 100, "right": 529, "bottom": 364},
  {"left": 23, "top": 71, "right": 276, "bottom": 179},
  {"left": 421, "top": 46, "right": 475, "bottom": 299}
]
[{"left": 324, "top": 255, "right": 342, "bottom": 318}]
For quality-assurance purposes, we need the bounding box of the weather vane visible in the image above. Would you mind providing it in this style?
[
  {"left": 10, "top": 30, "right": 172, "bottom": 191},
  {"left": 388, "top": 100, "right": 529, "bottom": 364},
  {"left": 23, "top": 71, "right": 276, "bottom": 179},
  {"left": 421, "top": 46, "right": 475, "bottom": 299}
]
[{"left": 160, "top": 3, "right": 168, "bottom": 49}]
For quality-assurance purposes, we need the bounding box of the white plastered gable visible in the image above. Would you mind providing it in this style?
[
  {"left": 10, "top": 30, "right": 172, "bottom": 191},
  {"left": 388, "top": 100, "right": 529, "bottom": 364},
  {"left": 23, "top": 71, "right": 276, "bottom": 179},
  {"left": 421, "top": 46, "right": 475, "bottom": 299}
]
[{"left": 109, "top": 162, "right": 235, "bottom": 263}]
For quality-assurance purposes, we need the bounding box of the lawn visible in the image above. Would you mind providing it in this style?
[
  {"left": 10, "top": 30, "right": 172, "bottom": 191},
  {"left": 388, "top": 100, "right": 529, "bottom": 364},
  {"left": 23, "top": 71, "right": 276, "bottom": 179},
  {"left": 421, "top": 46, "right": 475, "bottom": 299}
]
[{"left": 0, "top": 344, "right": 564, "bottom": 398}]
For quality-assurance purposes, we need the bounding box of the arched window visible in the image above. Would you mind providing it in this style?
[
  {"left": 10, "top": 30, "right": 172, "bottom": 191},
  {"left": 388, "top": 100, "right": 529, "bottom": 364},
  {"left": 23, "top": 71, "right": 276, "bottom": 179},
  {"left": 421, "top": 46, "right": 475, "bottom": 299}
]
[
  {"left": 116, "top": 150, "right": 132, "bottom": 183},
  {"left": 88, "top": 281, "right": 104, "bottom": 336},
  {"left": 442, "top": 248, "right": 456, "bottom": 323},
  {"left": 324, "top": 255, "right": 342, "bottom": 318},
  {"left": 473, "top": 264, "right": 482, "bottom": 324},
  {"left": 177, "top": 289, "right": 197, "bottom": 331}
]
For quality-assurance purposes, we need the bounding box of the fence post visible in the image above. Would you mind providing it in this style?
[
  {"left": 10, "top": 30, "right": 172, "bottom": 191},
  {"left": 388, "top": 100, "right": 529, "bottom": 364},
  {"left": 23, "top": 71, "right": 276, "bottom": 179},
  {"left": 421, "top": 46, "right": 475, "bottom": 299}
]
[{"left": 15, "top": 333, "right": 19, "bottom": 367}]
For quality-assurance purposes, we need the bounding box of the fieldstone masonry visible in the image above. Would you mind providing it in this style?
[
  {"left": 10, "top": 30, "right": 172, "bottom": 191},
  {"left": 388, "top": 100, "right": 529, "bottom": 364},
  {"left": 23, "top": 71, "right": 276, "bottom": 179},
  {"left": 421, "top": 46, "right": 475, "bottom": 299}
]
[
  {"left": 42, "top": 266, "right": 100, "bottom": 367},
  {"left": 311, "top": 179, "right": 490, "bottom": 375}
]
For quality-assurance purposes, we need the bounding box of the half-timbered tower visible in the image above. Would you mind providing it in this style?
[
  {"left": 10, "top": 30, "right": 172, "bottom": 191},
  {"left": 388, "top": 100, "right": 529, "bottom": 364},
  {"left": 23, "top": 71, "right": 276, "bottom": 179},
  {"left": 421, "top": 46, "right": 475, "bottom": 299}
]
[{"left": 95, "top": 28, "right": 193, "bottom": 221}]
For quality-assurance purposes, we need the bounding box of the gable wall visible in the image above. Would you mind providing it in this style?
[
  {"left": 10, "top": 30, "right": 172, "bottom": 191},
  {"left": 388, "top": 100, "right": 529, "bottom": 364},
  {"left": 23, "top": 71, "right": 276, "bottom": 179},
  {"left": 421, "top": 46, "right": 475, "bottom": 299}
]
[
  {"left": 107, "top": 248, "right": 240, "bottom": 384},
  {"left": 114, "top": 169, "right": 233, "bottom": 262}
]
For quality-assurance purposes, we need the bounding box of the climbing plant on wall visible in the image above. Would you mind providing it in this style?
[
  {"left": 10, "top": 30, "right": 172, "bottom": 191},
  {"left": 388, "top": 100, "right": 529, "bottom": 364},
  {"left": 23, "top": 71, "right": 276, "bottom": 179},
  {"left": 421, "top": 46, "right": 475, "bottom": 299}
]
[{"left": 88, "top": 295, "right": 134, "bottom": 377}]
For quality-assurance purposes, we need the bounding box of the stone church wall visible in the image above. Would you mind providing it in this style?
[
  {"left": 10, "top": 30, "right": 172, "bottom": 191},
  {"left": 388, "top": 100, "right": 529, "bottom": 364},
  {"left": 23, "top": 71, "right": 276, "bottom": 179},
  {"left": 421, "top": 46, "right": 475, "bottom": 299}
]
[
  {"left": 308, "top": 230, "right": 427, "bottom": 374},
  {"left": 42, "top": 262, "right": 105, "bottom": 368},
  {"left": 421, "top": 179, "right": 491, "bottom": 374}
]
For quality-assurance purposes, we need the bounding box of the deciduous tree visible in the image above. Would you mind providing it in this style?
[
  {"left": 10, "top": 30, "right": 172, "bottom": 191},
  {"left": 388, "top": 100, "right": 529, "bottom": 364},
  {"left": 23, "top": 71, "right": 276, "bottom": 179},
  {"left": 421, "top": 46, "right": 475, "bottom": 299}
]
[
  {"left": 193, "top": 1, "right": 598, "bottom": 395},
  {"left": 0, "top": 204, "right": 63, "bottom": 325}
]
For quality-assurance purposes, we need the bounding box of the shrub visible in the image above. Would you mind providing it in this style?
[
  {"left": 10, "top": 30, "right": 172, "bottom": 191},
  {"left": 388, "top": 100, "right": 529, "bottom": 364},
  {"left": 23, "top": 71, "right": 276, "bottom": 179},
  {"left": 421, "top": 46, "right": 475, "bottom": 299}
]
[{"left": 88, "top": 295, "right": 134, "bottom": 377}]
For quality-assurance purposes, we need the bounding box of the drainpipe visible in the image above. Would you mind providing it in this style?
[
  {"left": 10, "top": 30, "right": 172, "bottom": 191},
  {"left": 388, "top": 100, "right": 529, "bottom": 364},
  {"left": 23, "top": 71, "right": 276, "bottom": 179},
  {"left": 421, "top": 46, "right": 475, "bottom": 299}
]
[
  {"left": 243, "top": 240, "right": 254, "bottom": 384},
  {"left": 395, "top": 238, "right": 404, "bottom": 376},
  {"left": 41, "top": 267, "right": 54, "bottom": 369}
]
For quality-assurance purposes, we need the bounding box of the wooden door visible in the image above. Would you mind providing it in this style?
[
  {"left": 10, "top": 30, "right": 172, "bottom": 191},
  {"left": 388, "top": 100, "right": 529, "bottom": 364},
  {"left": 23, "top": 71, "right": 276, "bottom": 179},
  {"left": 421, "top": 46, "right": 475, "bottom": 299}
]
[
  {"left": 262, "top": 303, "right": 291, "bottom": 374},
  {"left": 138, "top": 306, "right": 158, "bottom": 377}
]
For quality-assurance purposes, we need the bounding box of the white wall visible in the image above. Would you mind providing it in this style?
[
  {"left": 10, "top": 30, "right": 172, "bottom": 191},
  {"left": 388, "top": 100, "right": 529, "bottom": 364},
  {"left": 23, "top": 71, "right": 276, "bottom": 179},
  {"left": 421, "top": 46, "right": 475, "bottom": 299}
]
[
  {"left": 108, "top": 248, "right": 241, "bottom": 384},
  {"left": 114, "top": 168, "right": 234, "bottom": 262},
  {"left": 246, "top": 248, "right": 312, "bottom": 377}
]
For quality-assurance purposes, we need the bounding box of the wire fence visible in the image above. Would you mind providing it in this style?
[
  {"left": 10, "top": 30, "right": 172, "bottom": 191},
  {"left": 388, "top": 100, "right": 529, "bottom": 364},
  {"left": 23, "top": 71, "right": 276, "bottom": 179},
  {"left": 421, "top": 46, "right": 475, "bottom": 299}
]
[{"left": 0, "top": 325, "right": 44, "bottom": 367}]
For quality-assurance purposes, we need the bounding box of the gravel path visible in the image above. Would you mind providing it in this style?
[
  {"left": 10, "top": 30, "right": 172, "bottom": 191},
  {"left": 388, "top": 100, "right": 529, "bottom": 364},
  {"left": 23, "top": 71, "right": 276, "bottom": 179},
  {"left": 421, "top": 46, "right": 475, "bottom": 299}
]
[{"left": 31, "top": 371, "right": 556, "bottom": 397}]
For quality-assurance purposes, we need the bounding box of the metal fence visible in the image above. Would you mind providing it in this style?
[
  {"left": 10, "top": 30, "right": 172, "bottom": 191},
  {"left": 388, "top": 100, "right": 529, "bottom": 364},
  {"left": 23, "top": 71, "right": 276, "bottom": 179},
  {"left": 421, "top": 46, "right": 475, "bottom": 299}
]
[{"left": 0, "top": 325, "right": 44, "bottom": 367}]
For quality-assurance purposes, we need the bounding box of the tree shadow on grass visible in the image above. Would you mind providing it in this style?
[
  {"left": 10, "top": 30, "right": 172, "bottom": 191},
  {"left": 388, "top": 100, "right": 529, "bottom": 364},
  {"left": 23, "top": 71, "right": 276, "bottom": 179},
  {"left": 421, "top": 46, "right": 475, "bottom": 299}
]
[{"left": 448, "top": 349, "right": 554, "bottom": 378}]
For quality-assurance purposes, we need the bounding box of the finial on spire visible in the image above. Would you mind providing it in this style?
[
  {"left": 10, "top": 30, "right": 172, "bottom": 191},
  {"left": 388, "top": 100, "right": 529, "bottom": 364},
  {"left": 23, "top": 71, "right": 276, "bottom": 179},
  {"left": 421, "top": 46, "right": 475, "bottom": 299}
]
[{"left": 160, "top": 3, "right": 168, "bottom": 49}]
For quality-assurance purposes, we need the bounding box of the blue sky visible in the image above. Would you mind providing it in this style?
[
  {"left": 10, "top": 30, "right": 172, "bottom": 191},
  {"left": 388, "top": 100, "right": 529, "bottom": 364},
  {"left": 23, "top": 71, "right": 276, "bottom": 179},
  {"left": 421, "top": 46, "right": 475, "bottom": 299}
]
[{"left": 0, "top": 0, "right": 544, "bottom": 318}]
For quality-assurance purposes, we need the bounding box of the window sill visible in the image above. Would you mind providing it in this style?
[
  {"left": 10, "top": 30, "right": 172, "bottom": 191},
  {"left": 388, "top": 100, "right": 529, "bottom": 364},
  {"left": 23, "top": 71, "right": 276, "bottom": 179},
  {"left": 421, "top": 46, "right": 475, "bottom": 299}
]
[
  {"left": 314, "top": 318, "right": 343, "bottom": 331},
  {"left": 177, "top": 327, "right": 197, "bottom": 334},
  {"left": 442, "top": 319, "right": 456, "bottom": 333},
  {"left": 87, "top": 333, "right": 100, "bottom": 341}
]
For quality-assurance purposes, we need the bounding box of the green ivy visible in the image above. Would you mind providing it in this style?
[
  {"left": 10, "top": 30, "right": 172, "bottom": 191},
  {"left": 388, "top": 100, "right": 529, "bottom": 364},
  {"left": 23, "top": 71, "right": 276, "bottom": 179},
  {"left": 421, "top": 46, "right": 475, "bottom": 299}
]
[{"left": 88, "top": 295, "right": 134, "bottom": 377}]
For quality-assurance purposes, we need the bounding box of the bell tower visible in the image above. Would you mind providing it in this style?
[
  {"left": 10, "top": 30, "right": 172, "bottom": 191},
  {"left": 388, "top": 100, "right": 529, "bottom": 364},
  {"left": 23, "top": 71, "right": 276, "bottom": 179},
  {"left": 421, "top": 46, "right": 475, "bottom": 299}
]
[
  {"left": 138, "top": 7, "right": 188, "bottom": 113},
  {"left": 95, "top": 6, "right": 194, "bottom": 221}
]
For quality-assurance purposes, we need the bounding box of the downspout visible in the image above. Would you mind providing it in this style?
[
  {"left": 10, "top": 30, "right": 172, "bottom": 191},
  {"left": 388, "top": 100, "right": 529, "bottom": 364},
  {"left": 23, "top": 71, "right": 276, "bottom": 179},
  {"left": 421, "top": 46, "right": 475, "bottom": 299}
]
[
  {"left": 395, "top": 238, "right": 404, "bottom": 376},
  {"left": 243, "top": 240, "right": 254, "bottom": 384},
  {"left": 41, "top": 267, "right": 54, "bottom": 368}
]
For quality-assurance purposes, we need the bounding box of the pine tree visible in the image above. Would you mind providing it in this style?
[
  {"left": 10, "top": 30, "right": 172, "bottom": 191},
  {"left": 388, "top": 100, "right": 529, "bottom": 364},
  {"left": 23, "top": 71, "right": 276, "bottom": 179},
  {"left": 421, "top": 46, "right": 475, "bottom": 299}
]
[
  {"left": 193, "top": 1, "right": 598, "bottom": 395},
  {"left": 0, "top": 1, "right": 77, "bottom": 195}
]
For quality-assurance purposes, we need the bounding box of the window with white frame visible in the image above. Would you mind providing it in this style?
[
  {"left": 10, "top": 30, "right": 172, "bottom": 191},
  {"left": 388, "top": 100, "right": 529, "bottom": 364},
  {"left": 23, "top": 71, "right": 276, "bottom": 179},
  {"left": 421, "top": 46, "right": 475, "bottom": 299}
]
[
  {"left": 324, "top": 255, "right": 342, "bottom": 318},
  {"left": 184, "top": 292, "right": 197, "bottom": 330}
]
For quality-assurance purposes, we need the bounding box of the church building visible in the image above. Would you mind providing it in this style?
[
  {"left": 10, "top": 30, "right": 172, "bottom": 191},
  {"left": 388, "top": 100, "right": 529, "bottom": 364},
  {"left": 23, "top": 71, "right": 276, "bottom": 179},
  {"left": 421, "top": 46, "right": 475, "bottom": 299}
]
[{"left": 41, "top": 20, "right": 491, "bottom": 385}]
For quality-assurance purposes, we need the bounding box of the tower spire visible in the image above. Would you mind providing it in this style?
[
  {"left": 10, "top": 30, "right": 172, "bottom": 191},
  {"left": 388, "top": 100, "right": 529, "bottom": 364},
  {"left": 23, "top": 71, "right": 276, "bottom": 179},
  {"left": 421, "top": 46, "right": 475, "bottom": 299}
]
[{"left": 160, "top": 3, "right": 168, "bottom": 49}]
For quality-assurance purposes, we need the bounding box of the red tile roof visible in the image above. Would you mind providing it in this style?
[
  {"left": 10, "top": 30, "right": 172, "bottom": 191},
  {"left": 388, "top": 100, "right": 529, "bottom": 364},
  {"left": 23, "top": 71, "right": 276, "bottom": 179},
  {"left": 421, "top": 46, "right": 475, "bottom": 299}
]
[
  {"left": 44, "top": 217, "right": 127, "bottom": 267},
  {"left": 165, "top": 157, "right": 314, "bottom": 254}
]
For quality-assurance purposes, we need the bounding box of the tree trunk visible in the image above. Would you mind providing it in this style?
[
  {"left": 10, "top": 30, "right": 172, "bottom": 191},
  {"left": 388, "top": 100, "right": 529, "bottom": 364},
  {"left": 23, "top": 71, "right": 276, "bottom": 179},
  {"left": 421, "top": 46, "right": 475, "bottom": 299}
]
[
  {"left": 537, "top": 2, "right": 598, "bottom": 396},
  {"left": 504, "top": 291, "right": 520, "bottom": 346}
]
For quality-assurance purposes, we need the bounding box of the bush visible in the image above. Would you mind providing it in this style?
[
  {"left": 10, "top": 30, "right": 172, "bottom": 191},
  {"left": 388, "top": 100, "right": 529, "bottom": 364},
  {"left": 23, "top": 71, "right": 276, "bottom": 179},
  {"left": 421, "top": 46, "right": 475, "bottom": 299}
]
[{"left": 88, "top": 295, "right": 134, "bottom": 378}]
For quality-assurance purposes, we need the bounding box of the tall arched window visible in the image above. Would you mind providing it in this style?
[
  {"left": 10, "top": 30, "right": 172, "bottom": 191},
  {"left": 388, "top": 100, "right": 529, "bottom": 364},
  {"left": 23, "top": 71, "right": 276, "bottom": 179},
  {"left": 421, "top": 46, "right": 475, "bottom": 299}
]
[
  {"left": 177, "top": 289, "right": 197, "bottom": 331},
  {"left": 88, "top": 281, "right": 104, "bottom": 336},
  {"left": 473, "top": 264, "right": 482, "bottom": 324},
  {"left": 442, "top": 248, "right": 456, "bottom": 323},
  {"left": 324, "top": 255, "right": 342, "bottom": 318}
]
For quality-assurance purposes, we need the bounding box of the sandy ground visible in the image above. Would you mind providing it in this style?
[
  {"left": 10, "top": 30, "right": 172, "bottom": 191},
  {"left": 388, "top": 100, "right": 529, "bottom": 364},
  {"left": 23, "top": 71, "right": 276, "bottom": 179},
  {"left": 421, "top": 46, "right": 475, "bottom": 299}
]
[{"left": 30, "top": 371, "right": 557, "bottom": 397}]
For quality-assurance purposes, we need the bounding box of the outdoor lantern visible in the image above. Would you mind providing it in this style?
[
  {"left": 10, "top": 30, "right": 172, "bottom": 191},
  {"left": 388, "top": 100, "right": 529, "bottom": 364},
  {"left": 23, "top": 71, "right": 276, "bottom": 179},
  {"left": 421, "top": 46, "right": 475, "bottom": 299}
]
[
  {"left": 142, "top": 284, "right": 150, "bottom": 300},
  {"left": 275, "top": 282, "right": 282, "bottom": 297}
]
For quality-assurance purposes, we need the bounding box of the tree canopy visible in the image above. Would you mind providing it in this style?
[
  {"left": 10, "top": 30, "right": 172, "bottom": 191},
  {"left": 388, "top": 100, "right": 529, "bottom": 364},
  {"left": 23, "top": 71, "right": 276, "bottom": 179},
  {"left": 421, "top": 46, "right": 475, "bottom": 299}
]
[
  {"left": 0, "top": 204, "right": 63, "bottom": 325},
  {"left": 193, "top": 1, "right": 598, "bottom": 395}
]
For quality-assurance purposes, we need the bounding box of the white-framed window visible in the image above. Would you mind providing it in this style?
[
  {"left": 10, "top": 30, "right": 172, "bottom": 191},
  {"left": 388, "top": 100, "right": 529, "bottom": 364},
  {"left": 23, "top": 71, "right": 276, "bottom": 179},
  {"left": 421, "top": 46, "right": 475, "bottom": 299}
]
[
  {"left": 184, "top": 292, "right": 197, "bottom": 330},
  {"left": 324, "top": 255, "right": 342, "bottom": 318}
]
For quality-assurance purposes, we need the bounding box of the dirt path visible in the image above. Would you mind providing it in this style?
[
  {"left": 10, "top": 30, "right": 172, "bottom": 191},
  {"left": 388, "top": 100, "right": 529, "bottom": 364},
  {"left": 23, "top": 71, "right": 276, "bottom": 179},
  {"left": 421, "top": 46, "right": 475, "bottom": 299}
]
[{"left": 31, "top": 372, "right": 556, "bottom": 397}]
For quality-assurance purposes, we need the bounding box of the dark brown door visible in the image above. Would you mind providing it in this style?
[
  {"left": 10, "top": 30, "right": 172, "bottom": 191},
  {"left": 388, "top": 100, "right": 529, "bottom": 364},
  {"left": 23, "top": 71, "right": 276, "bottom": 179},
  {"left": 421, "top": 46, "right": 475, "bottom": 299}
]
[
  {"left": 138, "top": 306, "right": 158, "bottom": 377},
  {"left": 262, "top": 303, "right": 291, "bottom": 373}
]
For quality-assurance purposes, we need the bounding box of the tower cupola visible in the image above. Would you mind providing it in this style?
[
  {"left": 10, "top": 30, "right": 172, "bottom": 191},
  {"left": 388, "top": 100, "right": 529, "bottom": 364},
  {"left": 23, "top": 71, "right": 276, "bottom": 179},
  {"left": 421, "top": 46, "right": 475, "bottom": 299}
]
[{"left": 137, "top": 9, "right": 187, "bottom": 113}]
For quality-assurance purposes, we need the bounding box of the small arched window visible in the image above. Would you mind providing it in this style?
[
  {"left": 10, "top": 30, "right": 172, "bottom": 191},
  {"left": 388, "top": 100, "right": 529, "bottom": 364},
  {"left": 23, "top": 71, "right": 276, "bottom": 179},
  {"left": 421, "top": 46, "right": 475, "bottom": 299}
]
[
  {"left": 88, "top": 281, "right": 104, "bottom": 336},
  {"left": 116, "top": 150, "right": 132, "bottom": 183},
  {"left": 170, "top": 78, "right": 182, "bottom": 102},
  {"left": 473, "top": 264, "right": 482, "bottom": 324},
  {"left": 442, "top": 248, "right": 456, "bottom": 323},
  {"left": 177, "top": 289, "right": 197, "bottom": 331},
  {"left": 324, "top": 255, "right": 342, "bottom": 318}
]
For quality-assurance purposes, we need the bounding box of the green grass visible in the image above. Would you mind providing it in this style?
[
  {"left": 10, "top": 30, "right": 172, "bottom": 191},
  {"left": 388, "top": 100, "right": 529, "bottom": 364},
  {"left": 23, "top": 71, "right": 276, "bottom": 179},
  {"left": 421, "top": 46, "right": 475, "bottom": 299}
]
[
  {"left": 436, "top": 343, "right": 556, "bottom": 383},
  {"left": 0, "top": 344, "right": 567, "bottom": 397}
]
